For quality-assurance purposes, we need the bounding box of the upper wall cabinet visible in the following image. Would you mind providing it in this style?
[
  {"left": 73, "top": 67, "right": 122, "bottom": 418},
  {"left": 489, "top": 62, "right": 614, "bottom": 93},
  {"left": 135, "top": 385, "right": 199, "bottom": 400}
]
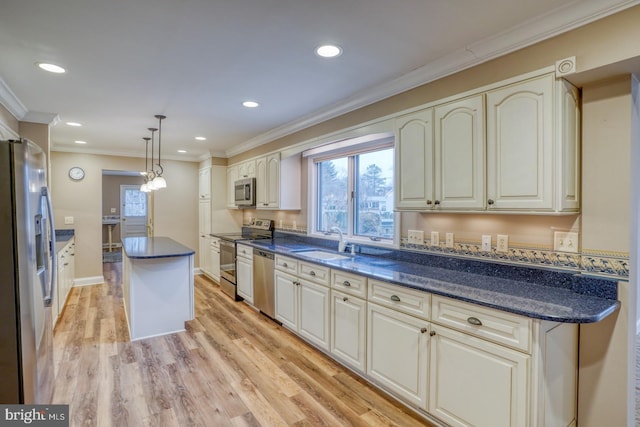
[
  {"left": 199, "top": 167, "right": 211, "bottom": 200},
  {"left": 395, "top": 71, "right": 580, "bottom": 214},
  {"left": 238, "top": 159, "right": 256, "bottom": 179},
  {"left": 256, "top": 153, "right": 301, "bottom": 210},
  {"left": 226, "top": 165, "right": 238, "bottom": 208}
]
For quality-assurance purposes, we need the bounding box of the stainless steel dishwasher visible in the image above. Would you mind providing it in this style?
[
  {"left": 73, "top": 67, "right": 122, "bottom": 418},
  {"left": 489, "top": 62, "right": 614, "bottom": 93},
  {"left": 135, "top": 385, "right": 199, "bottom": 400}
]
[{"left": 253, "top": 249, "right": 275, "bottom": 318}]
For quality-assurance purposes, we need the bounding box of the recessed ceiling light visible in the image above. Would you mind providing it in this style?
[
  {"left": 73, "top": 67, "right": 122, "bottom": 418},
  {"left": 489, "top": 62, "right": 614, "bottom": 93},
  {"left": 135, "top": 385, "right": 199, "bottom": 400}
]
[
  {"left": 36, "top": 62, "right": 66, "bottom": 73},
  {"left": 177, "top": 150, "right": 187, "bottom": 153},
  {"left": 242, "top": 101, "right": 259, "bottom": 108},
  {"left": 74, "top": 140, "right": 87, "bottom": 144},
  {"left": 195, "top": 136, "right": 206, "bottom": 141},
  {"left": 66, "top": 121, "right": 82, "bottom": 127},
  {"left": 315, "top": 45, "right": 342, "bottom": 58}
]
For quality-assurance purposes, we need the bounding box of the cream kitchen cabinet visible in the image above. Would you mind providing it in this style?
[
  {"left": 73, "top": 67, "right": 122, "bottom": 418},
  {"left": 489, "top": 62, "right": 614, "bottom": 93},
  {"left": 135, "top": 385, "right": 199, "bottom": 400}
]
[
  {"left": 434, "top": 94, "right": 485, "bottom": 210},
  {"left": 208, "top": 237, "right": 220, "bottom": 282},
  {"left": 198, "top": 234, "right": 212, "bottom": 276},
  {"left": 486, "top": 73, "right": 580, "bottom": 212},
  {"left": 331, "top": 290, "right": 367, "bottom": 373},
  {"left": 395, "top": 108, "right": 435, "bottom": 210},
  {"left": 236, "top": 244, "right": 253, "bottom": 303},
  {"left": 226, "top": 164, "right": 238, "bottom": 208},
  {"left": 198, "top": 166, "right": 211, "bottom": 200},
  {"left": 199, "top": 200, "right": 211, "bottom": 235},
  {"left": 255, "top": 153, "right": 301, "bottom": 210},
  {"left": 53, "top": 238, "right": 75, "bottom": 328},
  {"left": 238, "top": 159, "right": 256, "bottom": 179},
  {"left": 274, "top": 257, "right": 330, "bottom": 350},
  {"left": 367, "top": 301, "right": 430, "bottom": 408}
]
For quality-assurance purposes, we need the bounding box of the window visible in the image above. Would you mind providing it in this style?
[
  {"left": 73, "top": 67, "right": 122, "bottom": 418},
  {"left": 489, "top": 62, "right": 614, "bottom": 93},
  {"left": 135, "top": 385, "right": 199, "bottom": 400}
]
[{"left": 314, "top": 144, "right": 395, "bottom": 243}]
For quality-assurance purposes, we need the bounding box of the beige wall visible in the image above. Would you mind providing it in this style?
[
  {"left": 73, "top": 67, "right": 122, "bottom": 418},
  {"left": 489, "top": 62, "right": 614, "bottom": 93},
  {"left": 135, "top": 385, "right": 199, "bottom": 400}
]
[
  {"left": 51, "top": 152, "right": 199, "bottom": 281},
  {"left": 0, "top": 103, "right": 18, "bottom": 134}
]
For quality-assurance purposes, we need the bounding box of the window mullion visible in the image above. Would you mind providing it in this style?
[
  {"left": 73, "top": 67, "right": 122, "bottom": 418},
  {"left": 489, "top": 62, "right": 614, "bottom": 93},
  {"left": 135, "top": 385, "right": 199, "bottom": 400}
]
[{"left": 347, "top": 155, "right": 355, "bottom": 239}]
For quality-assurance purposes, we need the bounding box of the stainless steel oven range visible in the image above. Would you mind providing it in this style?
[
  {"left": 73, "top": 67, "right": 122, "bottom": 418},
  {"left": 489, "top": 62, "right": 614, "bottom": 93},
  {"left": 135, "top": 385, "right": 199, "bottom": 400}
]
[{"left": 212, "top": 219, "right": 273, "bottom": 300}]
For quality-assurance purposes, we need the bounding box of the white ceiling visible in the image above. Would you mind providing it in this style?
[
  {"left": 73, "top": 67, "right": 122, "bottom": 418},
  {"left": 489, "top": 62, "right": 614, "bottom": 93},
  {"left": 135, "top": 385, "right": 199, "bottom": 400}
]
[{"left": 0, "top": 0, "right": 637, "bottom": 162}]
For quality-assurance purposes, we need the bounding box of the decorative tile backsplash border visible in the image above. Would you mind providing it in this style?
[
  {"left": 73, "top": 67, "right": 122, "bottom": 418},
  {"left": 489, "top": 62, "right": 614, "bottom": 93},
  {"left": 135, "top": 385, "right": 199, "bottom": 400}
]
[{"left": 400, "top": 238, "right": 629, "bottom": 280}]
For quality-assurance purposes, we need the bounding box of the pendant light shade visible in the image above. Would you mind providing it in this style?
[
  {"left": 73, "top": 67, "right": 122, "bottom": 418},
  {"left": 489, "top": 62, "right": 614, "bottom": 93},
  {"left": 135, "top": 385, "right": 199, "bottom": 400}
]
[{"left": 152, "top": 175, "right": 167, "bottom": 189}]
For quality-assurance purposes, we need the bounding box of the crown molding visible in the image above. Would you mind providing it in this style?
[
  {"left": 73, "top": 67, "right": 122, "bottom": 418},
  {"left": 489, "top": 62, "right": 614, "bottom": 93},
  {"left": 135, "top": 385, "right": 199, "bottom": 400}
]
[
  {"left": 22, "top": 111, "right": 60, "bottom": 126},
  {"left": 226, "top": 0, "right": 640, "bottom": 158},
  {"left": 0, "top": 77, "right": 28, "bottom": 120},
  {"left": 0, "top": 121, "right": 20, "bottom": 140},
  {"left": 51, "top": 144, "right": 205, "bottom": 163}
]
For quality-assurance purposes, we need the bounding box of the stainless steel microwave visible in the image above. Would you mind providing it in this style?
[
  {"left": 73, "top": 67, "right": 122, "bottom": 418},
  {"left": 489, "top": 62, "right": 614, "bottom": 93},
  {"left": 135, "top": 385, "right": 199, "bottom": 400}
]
[{"left": 234, "top": 177, "right": 256, "bottom": 207}]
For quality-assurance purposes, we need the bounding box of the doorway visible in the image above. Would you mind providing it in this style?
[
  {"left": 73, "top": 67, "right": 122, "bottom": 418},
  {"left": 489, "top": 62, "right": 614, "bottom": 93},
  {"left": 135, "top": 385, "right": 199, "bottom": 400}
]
[{"left": 120, "top": 184, "right": 148, "bottom": 238}]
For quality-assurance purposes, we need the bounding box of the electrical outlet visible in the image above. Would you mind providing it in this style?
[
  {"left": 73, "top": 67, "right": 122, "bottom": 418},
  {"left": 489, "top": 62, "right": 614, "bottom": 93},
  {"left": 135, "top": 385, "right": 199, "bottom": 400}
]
[
  {"left": 481, "top": 235, "right": 492, "bottom": 252},
  {"left": 445, "top": 233, "right": 454, "bottom": 248},
  {"left": 431, "top": 231, "right": 440, "bottom": 246},
  {"left": 64, "top": 216, "right": 74, "bottom": 225},
  {"left": 110, "top": 207, "right": 116, "bottom": 213},
  {"left": 554, "top": 231, "right": 579, "bottom": 253},
  {"left": 408, "top": 230, "right": 424, "bottom": 244},
  {"left": 497, "top": 234, "right": 509, "bottom": 253}
]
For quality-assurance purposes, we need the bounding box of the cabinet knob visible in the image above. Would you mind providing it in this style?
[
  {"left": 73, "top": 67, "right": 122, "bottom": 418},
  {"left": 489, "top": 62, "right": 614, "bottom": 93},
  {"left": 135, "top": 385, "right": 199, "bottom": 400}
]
[
  {"left": 390, "top": 295, "right": 401, "bottom": 302},
  {"left": 426, "top": 200, "right": 433, "bottom": 205},
  {"left": 430, "top": 331, "right": 436, "bottom": 336},
  {"left": 420, "top": 327, "right": 428, "bottom": 334},
  {"left": 467, "top": 316, "right": 483, "bottom": 326},
  {"left": 434, "top": 200, "right": 440, "bottom": 206},
  {"left": 310, "top": 271, "right": 316, "bottom": 277},
  {"left": 342, "top": 280, "right": 351, "bottom": 287},
  {"left": 283, "top": 262, "right": 288, "bottom": 268},
  {"left": 487, "top": 199, "right": 495, "bottom": 206},
  {"left": 343, "top": 297, "right": 349, "bottom": 302}
]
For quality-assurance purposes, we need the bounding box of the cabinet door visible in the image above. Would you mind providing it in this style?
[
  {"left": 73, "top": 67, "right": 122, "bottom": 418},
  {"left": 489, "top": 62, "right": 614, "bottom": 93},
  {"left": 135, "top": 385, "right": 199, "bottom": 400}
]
[
  {"left": 199, "top": 167, "right": 211, "bottom": 200},
  {"left": 429, "top": 325, "right": 529, "bottom": 427},
  {"left": 226, "top": 165, "right": 238, "bottom": 208},
  {"left": 265, "top": 154, "right": 280, "bottom": 207},
  {"left": 487, "top": 74, "right": 553, "bottom": 210},
  {"left": 367, "top": 303, "right": 429, "bottom": 408},
  {"left": 238, "top": 160, "right": 256, "bottom": 178},
  {"left": 331, "top": 291, "right": 366, "bottom": 373},
  {"left": 209, "top": 246, "right": 220, "bottom": 282},
  {"left": 395, "top": 108, "right": 434, "bottom": 210},
  {"left": 199, "top": 235, "right": 211, "bottom": 275},
  {"left": 298, "top": 279, "right": 330, "bottom": 351},
  {"left": 275, "top": 271, "right": 298, "bottom": 330},
  {"left": 435, "top": 95, "right": 485, "bottom": 210},
  {"left": 198, "top": 200, "right": 211, "bottom": 234},
  {"left": 256, "top": 156, "right": 268, "bottom": 207},
  {"left": 236, "top": 257, "right": 253, "bottom": 303}
]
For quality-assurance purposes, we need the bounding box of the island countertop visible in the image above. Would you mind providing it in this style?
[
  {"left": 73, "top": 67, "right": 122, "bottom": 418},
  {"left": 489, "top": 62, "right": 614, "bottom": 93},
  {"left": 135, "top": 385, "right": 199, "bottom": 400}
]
[{"left": 122, "top": 236, "right": 195, "bottom": 259}]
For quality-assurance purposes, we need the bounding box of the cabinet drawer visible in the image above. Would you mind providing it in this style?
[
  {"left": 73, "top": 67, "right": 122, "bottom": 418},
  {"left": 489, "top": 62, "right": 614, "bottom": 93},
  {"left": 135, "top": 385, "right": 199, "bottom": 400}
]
[
  {"left": 236, "top": 244, "right": 253, "bottom": 260},
  {"left": 210, "top": 238, "right": 220, "bottom": 249},
  {"left": 275, "top": 255, "right": 298, "bottom": 274},
  {"left": 368, "top": 280, "right": 430, "bottom": 320},
  {"left": 299, "top": 261, "right": 329, "bottom": 286},
  {"left": 431, "top": 295, "right": 532, "bottom": 353},
  {"left": 331, "top": 270, "right": 367, "bottom": 299}
]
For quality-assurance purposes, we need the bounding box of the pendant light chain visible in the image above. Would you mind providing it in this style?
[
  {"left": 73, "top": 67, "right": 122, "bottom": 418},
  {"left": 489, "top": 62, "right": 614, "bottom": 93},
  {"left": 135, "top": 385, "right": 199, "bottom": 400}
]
[{"left": 140, "top": 115, "right": 167, "bottom": 192}]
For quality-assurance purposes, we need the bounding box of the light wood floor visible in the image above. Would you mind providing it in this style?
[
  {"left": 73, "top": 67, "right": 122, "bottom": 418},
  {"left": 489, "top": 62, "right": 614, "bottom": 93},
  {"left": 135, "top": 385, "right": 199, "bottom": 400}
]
[{"left": 52, "top": 262, "right": 435, "bottom": 426}]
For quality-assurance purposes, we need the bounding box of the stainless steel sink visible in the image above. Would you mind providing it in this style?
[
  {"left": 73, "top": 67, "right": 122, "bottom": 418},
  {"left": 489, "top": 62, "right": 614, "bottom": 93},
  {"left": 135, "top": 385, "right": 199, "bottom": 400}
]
[{"left": 295, "top": 250, "right": 350, "bottom": 261}]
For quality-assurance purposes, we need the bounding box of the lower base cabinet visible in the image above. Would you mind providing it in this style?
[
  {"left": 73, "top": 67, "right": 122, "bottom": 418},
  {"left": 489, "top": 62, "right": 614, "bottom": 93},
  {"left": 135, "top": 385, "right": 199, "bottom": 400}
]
[
  {"left": 429, "top": 325, "right": 530, "bottom": 427},
  {"left": 367, "top": 302, "right": 430, "bottom": 408},
  {"left": 236, "top": 245, "right": 253, "bottom": 303},
  {"left": 330, "top": 290, "right": 367, "bottom": 373}
]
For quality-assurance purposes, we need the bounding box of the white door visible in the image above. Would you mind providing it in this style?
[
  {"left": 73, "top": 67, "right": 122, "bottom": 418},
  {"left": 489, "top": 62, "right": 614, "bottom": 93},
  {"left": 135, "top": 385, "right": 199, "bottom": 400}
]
[
  {"left": 275, "top": 271, "right": 298, "bottom": 330},
  {"left": 331, "top": 291, "right": 367, "bottom": 373},
  {"left": 120, "top": 185, "right": 148, "bottom": 238},
  {"left": 298, "top": 279, "right": 330, "bottom": 350}
]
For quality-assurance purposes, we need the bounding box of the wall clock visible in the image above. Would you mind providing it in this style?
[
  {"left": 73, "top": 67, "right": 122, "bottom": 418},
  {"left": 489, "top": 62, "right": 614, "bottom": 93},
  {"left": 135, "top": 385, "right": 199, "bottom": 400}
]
[{"left": 68, "top": 166, "right": 85, "bottom": 181}]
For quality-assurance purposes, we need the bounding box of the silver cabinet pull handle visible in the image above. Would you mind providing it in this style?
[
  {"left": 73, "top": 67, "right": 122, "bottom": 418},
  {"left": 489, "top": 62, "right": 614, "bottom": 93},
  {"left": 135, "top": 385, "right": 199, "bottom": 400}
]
[
  {"left": 390, "top": 295, "right": 401, "bottom": 302},
  {"left": 310, "top": 271, "right": 316, "bottom": 276},
  {"left": 467, "top": 316, "right": 482, "bottom": 326},
  {"left": 343, "top": 297, "right": 348, "bottom": 302},
  {"left": 342, "top": 280, "right": 351, "bottom": 287}
]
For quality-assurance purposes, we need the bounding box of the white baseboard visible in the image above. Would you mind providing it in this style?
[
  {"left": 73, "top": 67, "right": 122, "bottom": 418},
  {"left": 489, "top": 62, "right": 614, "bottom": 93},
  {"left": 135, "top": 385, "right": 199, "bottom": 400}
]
[
  {"left": 194, "top": 268, "right": 202, "bottom": 275},
  {"left": 72, "top": 276, "right": 105, "bottom": 287}
]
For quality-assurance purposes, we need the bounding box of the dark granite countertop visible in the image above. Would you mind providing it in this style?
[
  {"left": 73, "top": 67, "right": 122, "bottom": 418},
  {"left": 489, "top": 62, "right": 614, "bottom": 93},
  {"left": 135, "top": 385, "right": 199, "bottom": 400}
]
[
  {"left": 122, "top": 236, "right": 195, "bottom": 259},
  {"left": 55, "top": 229, "right": 74, "bottom": 254},
  {"left": 245, "top": 238, "right": 619, "bottom": 324}
]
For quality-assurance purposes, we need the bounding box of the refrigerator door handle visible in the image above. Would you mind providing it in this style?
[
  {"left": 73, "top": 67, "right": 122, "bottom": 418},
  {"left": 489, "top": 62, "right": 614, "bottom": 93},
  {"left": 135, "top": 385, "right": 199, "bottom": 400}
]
[{"left": 41, "top": 186, "right": 56, "bottom": 307}]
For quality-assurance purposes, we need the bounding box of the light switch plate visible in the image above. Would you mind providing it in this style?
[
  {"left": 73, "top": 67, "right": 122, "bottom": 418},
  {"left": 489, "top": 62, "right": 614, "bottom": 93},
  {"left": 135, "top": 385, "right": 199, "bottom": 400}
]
[
  {"left": 481, "top": 235, "right": 492, "bottom": 252},
  {"left": 64, "top": 216, "right": 74, "bottom": 225},
  {"left": 408, "top": 230, "right": 424, "bottom": 244},
  {"left": 554, "top": 231, "right": 579, "bottom": 253},
  {"left": 110, "top": 207, "right": 116, "bottom": 213},
  {"left": 445, "top": 233, "right": 454, "bottom": 248},
  {"left": 431, "top": 231, "right": 440, "bottom": 246}
]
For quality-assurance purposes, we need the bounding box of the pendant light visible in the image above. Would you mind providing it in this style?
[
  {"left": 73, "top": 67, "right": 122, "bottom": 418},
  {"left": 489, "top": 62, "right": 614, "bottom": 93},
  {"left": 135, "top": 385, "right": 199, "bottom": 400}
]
[
  {"left": 140, "top": 137, "right": 152, "bottom": 192},
  {"left": 146, "top": 127, "right": 158, "bottom": 190},
  {"left": 152, "top": 114, "right": 167, "bottom": 189}
]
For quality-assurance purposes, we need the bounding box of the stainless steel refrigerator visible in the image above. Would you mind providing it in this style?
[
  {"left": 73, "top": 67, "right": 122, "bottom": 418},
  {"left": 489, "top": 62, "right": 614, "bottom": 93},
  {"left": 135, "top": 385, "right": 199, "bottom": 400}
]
[{"left": 0, "top": 139, "right": 56, "bottom": 404}]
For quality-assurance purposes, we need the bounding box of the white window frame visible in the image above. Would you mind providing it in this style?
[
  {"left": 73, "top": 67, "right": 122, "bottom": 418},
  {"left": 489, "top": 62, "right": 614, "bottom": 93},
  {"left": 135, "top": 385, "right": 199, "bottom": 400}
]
[{"left": 306, "top": 134, "right": 399, "bottom": 249}]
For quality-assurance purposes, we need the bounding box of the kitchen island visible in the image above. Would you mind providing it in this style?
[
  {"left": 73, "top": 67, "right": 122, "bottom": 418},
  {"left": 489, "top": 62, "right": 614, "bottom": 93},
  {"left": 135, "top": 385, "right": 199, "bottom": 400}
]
[{"left": 122, "top": 236, "right": 195, "bottom": 341}]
